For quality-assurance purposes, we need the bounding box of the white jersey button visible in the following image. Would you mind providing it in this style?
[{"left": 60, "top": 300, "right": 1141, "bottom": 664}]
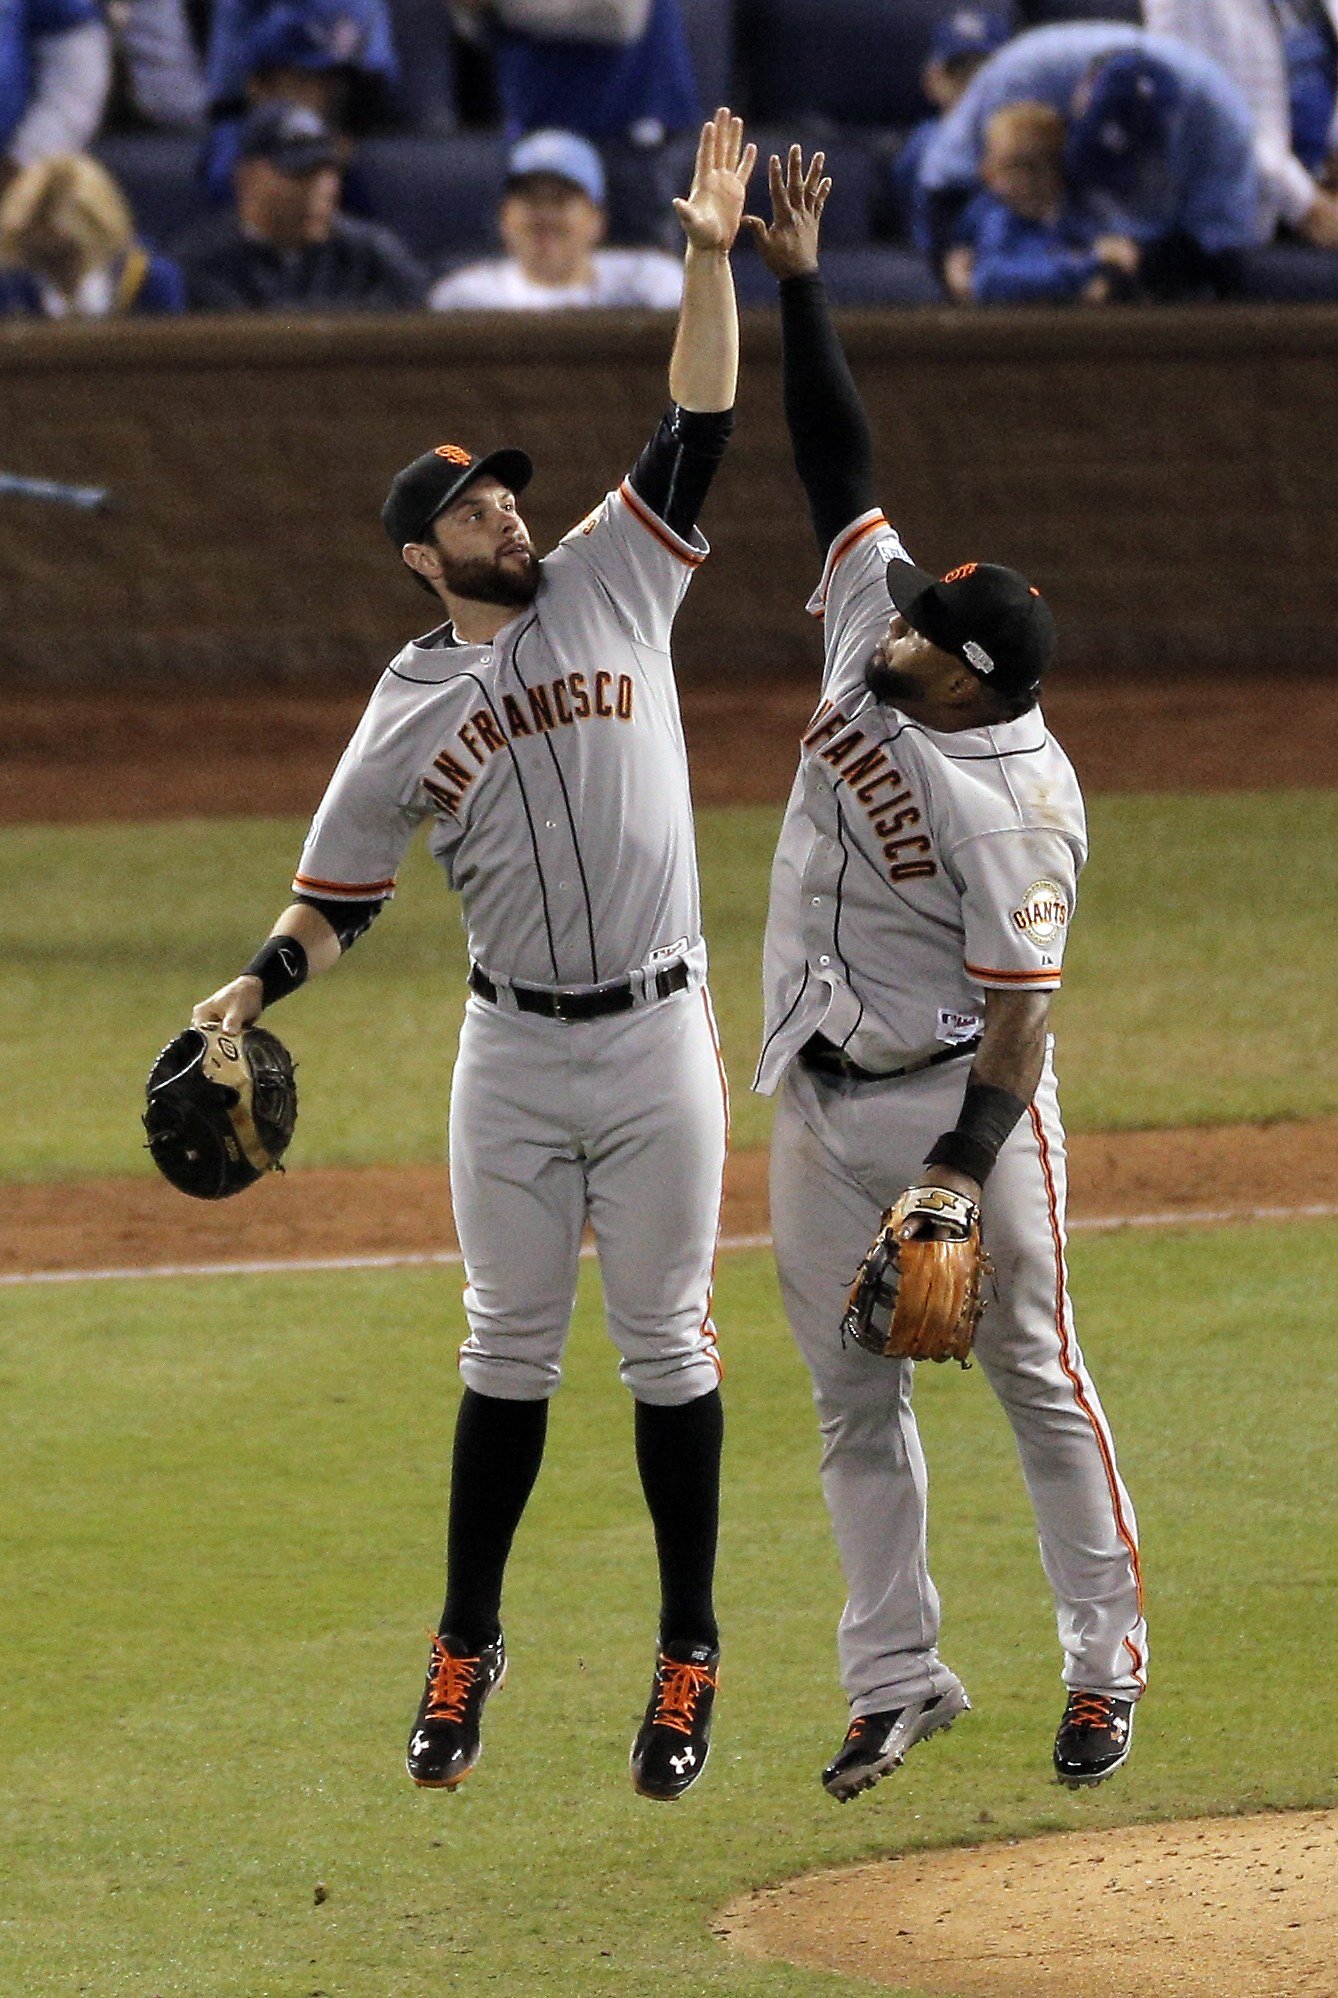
[{"left": 819, "top": 955, "right": 831, "bottom": 966}]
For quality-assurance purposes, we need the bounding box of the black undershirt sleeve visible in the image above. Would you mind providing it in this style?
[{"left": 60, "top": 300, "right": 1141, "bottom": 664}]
[
  {"left": 293, "top": 892, "right": 385, "bottom": 953},
  {"left": 626, "top": 404, "right": 734, "bottom": 541},
  {"left": 778, "top": 271, "right": 879, "bottom": 554}
]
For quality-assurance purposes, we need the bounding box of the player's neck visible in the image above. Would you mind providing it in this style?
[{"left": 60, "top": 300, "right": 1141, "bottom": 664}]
[{"left": 442, "top": 595, "right": 522, "bottom": 645}]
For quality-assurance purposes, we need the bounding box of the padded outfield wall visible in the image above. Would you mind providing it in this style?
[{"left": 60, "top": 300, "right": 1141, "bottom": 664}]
[{"left": 0, "top": 305, "right": 1335, "bottom": 683}]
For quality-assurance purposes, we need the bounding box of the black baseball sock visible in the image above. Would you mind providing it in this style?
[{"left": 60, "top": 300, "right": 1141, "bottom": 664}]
[
  {"left": 634, "top": 1389, "right": 723, "bottom": 1651},
  {"left": 439, "top": 1387, "right": 549, "bottom": 1650}
]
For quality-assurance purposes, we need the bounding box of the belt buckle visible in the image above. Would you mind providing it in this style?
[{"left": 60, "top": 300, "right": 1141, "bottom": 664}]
[{"left": 550, "top": 988, "right": 575, "bottom": 1022}]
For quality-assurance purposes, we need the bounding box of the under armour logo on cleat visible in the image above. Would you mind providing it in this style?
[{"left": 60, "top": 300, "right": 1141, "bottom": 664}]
[
  {"left": 669, "top": 1747, "right": 696, "bottom": 1774},
  {"left": 410, "top": 1731, "right": 431, "bottom": 1756},
  {"left": 1110, "top": 1716, "right": 1128, "bottom": 1739}
]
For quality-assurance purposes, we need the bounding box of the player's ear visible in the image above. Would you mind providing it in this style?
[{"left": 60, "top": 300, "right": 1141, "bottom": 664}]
[{"left": 403, "top": 540, "right": 441, "bottom": 582}]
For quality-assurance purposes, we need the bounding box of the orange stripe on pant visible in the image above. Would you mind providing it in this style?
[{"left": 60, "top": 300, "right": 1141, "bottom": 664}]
[
  {"left": 696, "top": 986, "right": 730, "bottom": 1387},
  {"left": 1029, "top": 1099, "right": 1147, "bottom": 1686}
]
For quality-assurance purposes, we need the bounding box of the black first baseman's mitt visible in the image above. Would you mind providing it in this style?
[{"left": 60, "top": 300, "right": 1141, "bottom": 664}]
[
  {"left": 143, "top": 1024, "right": 297, "bottom": 1199},
  {"left": 841, "top": 1186, "right": 992, "bottom": 1367}
]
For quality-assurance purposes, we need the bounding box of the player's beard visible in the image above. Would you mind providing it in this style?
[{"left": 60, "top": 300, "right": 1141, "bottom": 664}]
[
  {"left": 440, "top": 548, "right": 541, "bottom": 609},
  {"left": 864, "top": 657, "right": 926, "bottom": 706}
]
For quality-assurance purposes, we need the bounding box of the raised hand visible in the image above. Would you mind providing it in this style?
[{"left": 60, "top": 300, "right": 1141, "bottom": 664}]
[
  {"left": 673, "top": 107, "right": 757, "bottom": 254},
  {"left": 742, "top": 145, "right": 832, "bottom": 278}
]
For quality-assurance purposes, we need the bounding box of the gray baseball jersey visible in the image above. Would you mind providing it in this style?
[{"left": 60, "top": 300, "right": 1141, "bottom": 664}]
[
  {"left": 294, "top": 479, "right": 710, "bottom": 993},
  {"left": 756, "top": 511, "right": 1088, "bottom": 1093},
  {"left": 764, "top": 509, "right": 1146, "bottom": 1716}
]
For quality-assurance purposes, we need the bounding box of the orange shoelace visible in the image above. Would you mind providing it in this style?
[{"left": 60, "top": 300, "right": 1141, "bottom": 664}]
[
  {"left": 424, "top": 1636, "right": 480, "bottom": 1725},
  {"left": 1067, "top": 1693, "right": 1116, "bottom": 1731},
  {"left": 652, "top": 1657, "right": 719, "bottom": 1736}
]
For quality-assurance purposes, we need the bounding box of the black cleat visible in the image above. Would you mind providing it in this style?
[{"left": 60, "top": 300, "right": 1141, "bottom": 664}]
[
  {"left": 406, "top": 1630, "right": 506, "bottom": 1789},
  {"left": 822, "top": 1683, "right": 971, "bottom": 1802},
  {"left": 629, "top": 1640, "right": 720, "bottom": 1800},
  {"left": 1053, "top": 1691, "right": 1135, "bottom": 1788}
]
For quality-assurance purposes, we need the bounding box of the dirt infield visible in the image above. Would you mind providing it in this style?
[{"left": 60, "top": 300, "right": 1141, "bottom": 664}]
[
  {"left": 4, "top": 1117, "right": 1336, "bottom": 1278},
  {"left": 717, "top": 1808, "right": 1337, "bottom": 1997},
  {"left": 1, "top": 670, "right": 1335, "bottom": 824}
]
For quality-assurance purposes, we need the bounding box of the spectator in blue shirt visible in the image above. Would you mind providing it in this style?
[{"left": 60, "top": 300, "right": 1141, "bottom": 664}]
[
  {"left": 201, "top": 0, "right": 397, "bottom": 201},
  {"left": 0, "top": 0, "right": 111, "bottom": 184},
  {"left": 450, "top": 0, "right": 700, "bottom": 243},
  {"left": 943, "top": 100, "right": 1143, "bottom": 303},
  {"left": 0, "top": 151, "right": 184, "bottom": 313},
  {"left": 916, "top": 22, "right": 1263, "bottom": 292},
  {"left": 890, "top": 5, "right": 1014, "bottom": 237}
]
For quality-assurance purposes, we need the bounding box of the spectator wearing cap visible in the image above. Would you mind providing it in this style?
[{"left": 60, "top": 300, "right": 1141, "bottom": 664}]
[
  {"left": 942, "top": 102, "right": 1143, "bottom": 304},
  {"left": 916, "top": 23, "right": 1263, "bottom": 294},
  {"left": 0, "top": 0, "right": 112, "bottom": 189},
  {"left": 201, "top": 0, "right": 398, "bottom": 201},
  {"left": 0, "top": 150, "right": 185, "bottom": 312},
  {"left": 1144, "top": 0, "right": 1338, "bottom": 248},
  {"left": 429, "top": 127, "right": 682, "bottom": 309},
  {"left": 174, "top": 99, "right": 425, "bottom": 308},
  {"left": 891, "top": 6, "right": 1014, "bottom": 238},
  {"left": 449, "top": 0, "right": 699, "bottom": 244}
]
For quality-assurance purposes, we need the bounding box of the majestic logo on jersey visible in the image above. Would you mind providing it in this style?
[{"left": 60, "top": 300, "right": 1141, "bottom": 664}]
[
  {"left": 801, "top": 701, "right": 937, "bottom": 885},
  {"left": 1010, "top": 879, "right": 1069, "bottom": 948},
  {"left": 434, "top": 443, "right": 473, "bottom": 465},
  {"left": 421, "top": 672, "right": 636, "bottom": 818}
]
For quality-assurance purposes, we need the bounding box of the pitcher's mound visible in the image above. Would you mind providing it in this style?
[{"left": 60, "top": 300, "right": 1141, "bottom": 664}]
[{"left": 716, "top": 1809, "right": 1335, "bottom": 1998}]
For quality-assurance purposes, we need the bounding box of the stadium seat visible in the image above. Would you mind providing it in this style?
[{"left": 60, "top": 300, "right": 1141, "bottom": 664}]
[
  {"left": 356, "top": 134, "right": 508, "bottom": 261},
  {"left": 383, "top": 0, "right": 457, "bottom": 135},
  {"left": 1236, "top": 243, "right": 1338, "bottom": 302},
  {"left": 737, "top": 0, "right": 959, "bottom": 130},
  {"left": 93, "top": 135, "right": 210, "bottom": 252},
  {"left": 734, "top": 243, "right": 944, "bottom": 306},
  {"left": 679, "top": 0, "right": 735, "bottom": 113},
  {"left": 1019, "top": 0, "right": 1140, "bottom": 22}
]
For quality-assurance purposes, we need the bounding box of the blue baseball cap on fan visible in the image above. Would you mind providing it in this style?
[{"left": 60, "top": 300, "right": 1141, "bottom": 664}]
[
  {"left": 506, "top": 129, "right": 606, "bottom": 206},
  {"left": 243, "top": 0, "right": 370, "bottom": 76},
  {"left": 1065, "top": 52, "right": 1182, "bottom": 194},
  {"left": 929, "top": 6, "right": 1013, "bottom": 68}
]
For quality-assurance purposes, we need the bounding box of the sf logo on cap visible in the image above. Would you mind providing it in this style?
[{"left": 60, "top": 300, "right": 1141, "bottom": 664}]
[{"left": 435, "top": 444, "right": 473, "bottom": 466}]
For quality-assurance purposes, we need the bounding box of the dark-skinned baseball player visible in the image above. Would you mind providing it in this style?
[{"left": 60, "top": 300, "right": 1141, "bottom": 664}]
[{"left": 743, "top": 147, "right": 1147, "bottom": 1801}]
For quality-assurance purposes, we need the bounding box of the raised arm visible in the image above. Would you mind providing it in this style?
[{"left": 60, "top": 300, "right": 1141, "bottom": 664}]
[
  {"left": 668, "top": 107, "right": 754, "bottom": 412},
  {"left": 743, "top": 146, "right": 878, "bottom": 552},
  {"left": 625, "top": 108, "right": 753, "bottom": 540}
]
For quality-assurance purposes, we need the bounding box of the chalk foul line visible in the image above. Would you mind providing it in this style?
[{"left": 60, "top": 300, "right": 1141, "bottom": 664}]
[{"left": 1, "top": 1203, "right": 1335, "bottom": 1289}]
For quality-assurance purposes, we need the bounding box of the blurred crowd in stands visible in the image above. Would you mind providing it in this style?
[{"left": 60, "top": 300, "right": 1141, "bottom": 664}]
[{"left": 0, "top": 0, "right": 1335, "bottom": 317}]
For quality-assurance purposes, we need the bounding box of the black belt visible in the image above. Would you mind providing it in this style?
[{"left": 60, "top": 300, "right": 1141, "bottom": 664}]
[
  {"left": 469, "top": 960, "right": 690, "bottom": 1021},
  {"left": 798, "top": 1029, "right": 981, "bottom": 1084}
]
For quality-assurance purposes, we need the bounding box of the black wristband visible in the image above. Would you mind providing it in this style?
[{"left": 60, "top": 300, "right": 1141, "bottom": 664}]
[
  {"left": 924, "top": 1079, "right": 1030, "bottom": 1186},
  {"left": 242, "top": 934, "right": 309, "bottom": 1010}
]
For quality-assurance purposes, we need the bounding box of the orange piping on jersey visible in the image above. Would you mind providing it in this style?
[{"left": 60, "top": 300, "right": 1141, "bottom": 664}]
[
  {"left": 293, "top": 871, "right": 397, "bottom": 897},
  {"left": 965, "top": 961, "right": 1062, "bottom": 987},
  {"left": 1031, "top": 1099, "right": 1147, "bottom": 1682},
  {"left": 697, "top": 986, "right": 730, "bottom": 1386},
  {"left": 617, "top": 480, "right": 706, "bottom": 566},
  {"left": 809, "top": 511, "right": 890, "bottom": 620}
]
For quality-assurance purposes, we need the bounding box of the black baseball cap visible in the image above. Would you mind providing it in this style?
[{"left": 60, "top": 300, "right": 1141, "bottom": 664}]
[
  {"left": 885, "top": 558, "right": 1057, "bottom": 698},
  {"left": 381, "top": 442, "right": 534, "bottom": 548},
  {"left": 237, "top": 101, "right": 340, "bottom": 175}
]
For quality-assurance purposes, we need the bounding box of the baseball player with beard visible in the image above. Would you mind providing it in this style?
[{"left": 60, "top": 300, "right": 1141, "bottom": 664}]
[
  {"left": 190, "top": 109, "right": 756, "bottom": 1803},
  {"left": 743, "top": 150, "right": 1147, "bottom": 1800}
]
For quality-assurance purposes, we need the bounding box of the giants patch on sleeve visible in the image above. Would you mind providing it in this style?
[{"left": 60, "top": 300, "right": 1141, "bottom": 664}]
[{"left": 1010, "top": 879, "right": 1069, "bottom": 951}]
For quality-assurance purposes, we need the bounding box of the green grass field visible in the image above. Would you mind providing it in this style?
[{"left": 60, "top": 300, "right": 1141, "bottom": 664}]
[
  {"left": 3, "top": 1226, "right": 1334, "bottom": 1997},
  {"left": 1, "top": 791, "right": 1334, "bottom": 1178},
  {"left": 3, "top": 788, "right": 1334, "bottom": 1995}
]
